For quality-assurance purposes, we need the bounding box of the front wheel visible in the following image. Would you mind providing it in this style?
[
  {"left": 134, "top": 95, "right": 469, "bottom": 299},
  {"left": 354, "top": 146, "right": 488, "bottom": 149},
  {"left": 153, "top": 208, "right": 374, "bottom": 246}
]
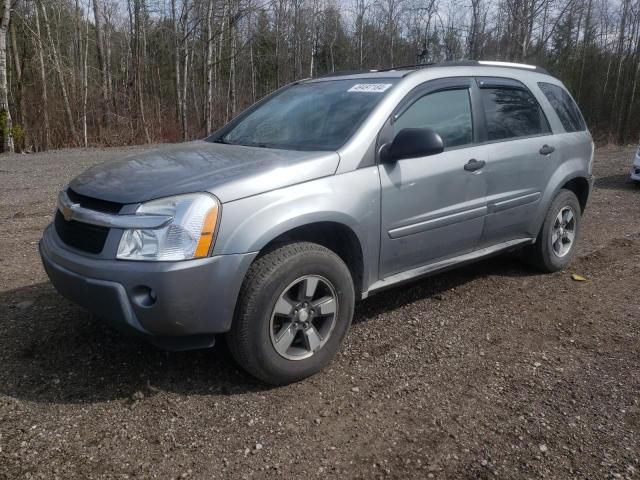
[
  {"left": 226, "top": 242, "right": 355, "bottom": 385},
  {"left": 525, "top": 189, "right": 582, "bottom": 272}
]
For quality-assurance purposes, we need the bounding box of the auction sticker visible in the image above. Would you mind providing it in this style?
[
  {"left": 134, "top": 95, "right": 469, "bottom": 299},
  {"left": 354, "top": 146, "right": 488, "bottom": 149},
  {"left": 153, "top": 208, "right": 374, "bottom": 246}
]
[{"left": 348, "top": 83, "right": 393, "bottom": 93}]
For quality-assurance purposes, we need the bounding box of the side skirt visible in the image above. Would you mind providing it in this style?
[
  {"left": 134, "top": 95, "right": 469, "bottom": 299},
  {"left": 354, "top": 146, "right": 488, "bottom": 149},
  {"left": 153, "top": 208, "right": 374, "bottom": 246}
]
[{"left": 363, "top": 237, "right": 533, "bottom": 298}]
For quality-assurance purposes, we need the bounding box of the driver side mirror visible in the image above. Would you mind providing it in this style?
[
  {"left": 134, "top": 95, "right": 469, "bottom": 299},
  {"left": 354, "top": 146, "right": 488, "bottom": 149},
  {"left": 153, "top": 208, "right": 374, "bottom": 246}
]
[{"left": 381, "top": 128, "right": 444, "bottom": 163}]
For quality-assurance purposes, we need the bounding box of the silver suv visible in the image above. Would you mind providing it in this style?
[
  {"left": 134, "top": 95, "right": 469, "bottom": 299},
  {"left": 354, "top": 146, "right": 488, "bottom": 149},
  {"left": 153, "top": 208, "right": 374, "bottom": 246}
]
[{"left": 40, "top": 61, "right": 594, "bottom": 385}]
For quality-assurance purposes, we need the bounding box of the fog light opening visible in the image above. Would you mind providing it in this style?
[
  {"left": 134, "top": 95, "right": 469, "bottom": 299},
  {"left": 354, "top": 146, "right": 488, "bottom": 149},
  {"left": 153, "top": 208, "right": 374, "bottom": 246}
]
[{"left": 131, "top": 286, "right": 157, "bottom": 307}]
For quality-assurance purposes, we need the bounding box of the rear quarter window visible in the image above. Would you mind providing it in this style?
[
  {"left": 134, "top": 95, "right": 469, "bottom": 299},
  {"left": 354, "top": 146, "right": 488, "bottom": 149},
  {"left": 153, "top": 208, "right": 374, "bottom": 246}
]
[{"left": 538, "top": 82, "right": 586, "bottom": 133}]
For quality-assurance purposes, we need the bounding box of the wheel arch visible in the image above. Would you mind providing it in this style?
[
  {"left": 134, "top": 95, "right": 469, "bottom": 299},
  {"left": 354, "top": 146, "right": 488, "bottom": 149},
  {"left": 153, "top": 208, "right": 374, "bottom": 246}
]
[
  {"left": 561, "top": 176, "right": 590, "bottom": 213},
  {"left": 532, "top": 166, "right": 592, "bottom": 238},
  {"left": 252, "top": 220, "right": 366, "bottom": 300}
]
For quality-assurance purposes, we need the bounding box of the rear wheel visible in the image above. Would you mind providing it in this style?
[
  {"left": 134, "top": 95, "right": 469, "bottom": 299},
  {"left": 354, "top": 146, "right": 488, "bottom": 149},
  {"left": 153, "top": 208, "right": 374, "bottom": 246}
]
[
  {"left": 526, "top": 189, "right": 582, "bottom": 272},
  {"left": 227, "top": 242, "right": 355, "bottom": 385}
]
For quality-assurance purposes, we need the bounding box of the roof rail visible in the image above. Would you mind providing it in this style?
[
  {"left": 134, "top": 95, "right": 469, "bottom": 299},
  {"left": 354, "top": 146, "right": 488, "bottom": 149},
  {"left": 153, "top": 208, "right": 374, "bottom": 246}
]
[
  {"left": 377, "top": 60, "right": 549, "bottom": 75},
  {"left": 316, "top": 69, "right": 374, "bottom": 78},
  {"left": 376, "top": 62, "right": 436, "bottom": 72},
  {"left": 476, "top": 60, "right": 540, "bottom": 70}
]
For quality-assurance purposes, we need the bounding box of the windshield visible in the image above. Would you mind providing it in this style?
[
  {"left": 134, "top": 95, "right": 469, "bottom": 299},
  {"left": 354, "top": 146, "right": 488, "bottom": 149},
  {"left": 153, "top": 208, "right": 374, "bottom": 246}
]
[{"left": 213, "top": 79, "right": 398, "bottom": 151}]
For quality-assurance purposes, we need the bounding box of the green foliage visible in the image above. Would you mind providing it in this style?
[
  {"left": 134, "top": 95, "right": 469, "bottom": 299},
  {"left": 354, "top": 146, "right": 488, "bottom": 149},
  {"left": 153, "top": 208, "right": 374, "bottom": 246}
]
[
  {"left": 12, "top": 124, "right": 25, "bottom": 151},
  {"left": 0, "top": 110, "right": 26, "bottom": 152},
  {"left": 0, "top": 110, "right": 8, "bottom": 152}
]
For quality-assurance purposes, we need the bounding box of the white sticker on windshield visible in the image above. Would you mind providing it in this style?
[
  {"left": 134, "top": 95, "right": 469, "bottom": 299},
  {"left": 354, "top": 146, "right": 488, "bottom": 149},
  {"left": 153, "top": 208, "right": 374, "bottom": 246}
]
[{"left": 348, "top": 83, "right": 393, "bottom": 93}]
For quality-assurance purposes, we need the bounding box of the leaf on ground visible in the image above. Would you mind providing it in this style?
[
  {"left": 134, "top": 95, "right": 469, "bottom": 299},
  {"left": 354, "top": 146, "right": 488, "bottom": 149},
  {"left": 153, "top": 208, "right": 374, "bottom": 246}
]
[{"left": 571, "top": 273, "right": 587, "bottom": 282}]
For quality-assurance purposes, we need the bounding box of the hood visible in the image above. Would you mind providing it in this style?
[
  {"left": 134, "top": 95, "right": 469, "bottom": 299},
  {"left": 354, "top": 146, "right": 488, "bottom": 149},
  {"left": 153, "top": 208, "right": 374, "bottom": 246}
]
[{"left": 69, "top": 141, "right": 340, "bottom": 204}]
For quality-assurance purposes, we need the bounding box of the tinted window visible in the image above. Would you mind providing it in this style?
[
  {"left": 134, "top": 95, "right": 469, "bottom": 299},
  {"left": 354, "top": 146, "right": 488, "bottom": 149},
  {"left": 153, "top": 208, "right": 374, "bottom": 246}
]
[
  {"left": 480, "top": 87, "right": 551, "bottom": 141},
  {"left": 394, "top": 89, "right": 473, "bottom": 148},
  {"left": 216, "top": 79, "right": 397, "bottom": 151},
  {"left": 538, "top": 82, "right": 586, "bottom": 132}
]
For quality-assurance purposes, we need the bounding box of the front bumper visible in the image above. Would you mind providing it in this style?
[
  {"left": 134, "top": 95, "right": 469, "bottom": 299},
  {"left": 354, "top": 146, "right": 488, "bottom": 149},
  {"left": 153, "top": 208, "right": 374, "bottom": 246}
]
[{"left": 40, "top": 225, "right": 258, "bottom": 350}]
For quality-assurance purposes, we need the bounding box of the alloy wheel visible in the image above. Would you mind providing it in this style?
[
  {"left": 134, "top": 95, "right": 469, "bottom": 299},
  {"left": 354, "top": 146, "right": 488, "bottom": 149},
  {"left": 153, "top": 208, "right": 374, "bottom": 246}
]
[
  {"left": 551, "top": 206, "right": 576, "bottom": 258},
  {"left": 269, "top": 275, "right": 338, "bottom": 360}
]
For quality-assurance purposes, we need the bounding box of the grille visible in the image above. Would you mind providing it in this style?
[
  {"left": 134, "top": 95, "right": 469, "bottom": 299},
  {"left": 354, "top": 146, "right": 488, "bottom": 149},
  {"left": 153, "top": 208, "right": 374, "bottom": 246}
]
[
  {"left": 54, "top": 190, "right": 123, "bottom": 254},
  {"left": 54, "top": 210, "right": 109, "bottom": 254},
  {"left": 67, "top": 188, "right": 123, "bottom": 214}
]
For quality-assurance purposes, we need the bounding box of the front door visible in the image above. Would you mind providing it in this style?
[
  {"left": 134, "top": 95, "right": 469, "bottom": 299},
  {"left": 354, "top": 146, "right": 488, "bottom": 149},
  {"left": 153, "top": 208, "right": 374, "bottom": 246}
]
[{"left": 378, "top": 79, "right": 488, "bottom": 278}]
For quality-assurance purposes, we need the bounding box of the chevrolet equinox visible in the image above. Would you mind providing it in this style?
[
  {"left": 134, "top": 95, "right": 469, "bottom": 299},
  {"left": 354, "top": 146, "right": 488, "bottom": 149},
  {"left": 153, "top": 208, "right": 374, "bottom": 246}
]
[{"left": 40, "top": 61, "right": 594, "bottom": 385}]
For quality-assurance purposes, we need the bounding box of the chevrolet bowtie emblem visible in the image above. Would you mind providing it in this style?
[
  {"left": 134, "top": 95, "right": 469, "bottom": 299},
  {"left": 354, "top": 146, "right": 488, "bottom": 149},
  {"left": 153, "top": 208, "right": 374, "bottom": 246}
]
[{"left": 62, "top": 206, "right": 73, "bottom": 221}]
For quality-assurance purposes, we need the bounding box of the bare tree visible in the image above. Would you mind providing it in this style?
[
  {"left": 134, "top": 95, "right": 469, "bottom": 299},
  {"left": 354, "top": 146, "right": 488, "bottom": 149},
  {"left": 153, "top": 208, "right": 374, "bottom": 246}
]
[
  {"left": 205, "top": 0, "right": 214, "bottom": 133},
  {"left": 172, "top": 0, "right": 183, "bottom": 137},
  {"left": 33, "top": 0, "right": 50, "bottom": 150},
  {"left": 92, "top": 0, "right": 110, "bottom": 130},
  {"left": 10, "top": 14, "right": 27, "bottom": 150},
  {"left": 0, "top": 0, "right": 14, "bottom": 152},
  {"left": 353, "top": 0, "right": 371, "bottom": 68},
  {"left": 468, "top": 0, "right": 485, "bottom": 58},
  {"left": 131, "top": 0, "right": 151, "bottom": 142},
  {"left": 81, "top": 0, "right": 89, "bottom": 146},
  {"left": 39, "top": 0, "right": 79, "bottom": 145}
]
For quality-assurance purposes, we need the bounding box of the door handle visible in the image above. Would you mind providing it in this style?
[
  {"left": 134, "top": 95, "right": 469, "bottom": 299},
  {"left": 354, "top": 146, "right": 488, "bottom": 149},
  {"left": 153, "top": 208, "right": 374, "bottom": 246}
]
[
  {"left": 539, "top": 144, "right": 555, "bottom": 155},
  {"left": 464, "top": 158, "right": 486, "bottom": 172}
]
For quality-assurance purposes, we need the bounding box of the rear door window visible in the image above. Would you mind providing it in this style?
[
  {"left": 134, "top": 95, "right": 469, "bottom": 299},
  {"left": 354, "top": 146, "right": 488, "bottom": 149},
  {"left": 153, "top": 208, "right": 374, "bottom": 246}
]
[
  {"left": 394, "top": 89, "right": 473, "bottom": 149},
  {"left": 538, "top": 82, "right": 586, "bottom": 132},
  {"left": 479, "top": 86, "right": 551, "bottom": 141}
]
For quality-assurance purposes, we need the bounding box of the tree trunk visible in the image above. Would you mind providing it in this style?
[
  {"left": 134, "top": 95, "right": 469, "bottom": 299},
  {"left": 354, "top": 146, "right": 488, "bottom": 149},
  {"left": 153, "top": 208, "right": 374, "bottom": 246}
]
[
  {"left": 40, "top": 0, "right": 79, "bottom": 145},
  {"left": 72, "top": 0, "right": 81, "bottom": 101},
  {"left": 609, "top": 0, "right": 630, "bottom": 141},
  {"left": 205, "top": 0, "right": 214, "bottom": 134},
  {"left": 82, "top": 6, "right": 89, "bottom": 147},
  {"left": 103, "top": 4, "right": 114, "bottom": 106},
  {"left": 134, "top": 0, "right": 151, "bottom": 143},
  {"left": 181, "top": 19, "right": 189, "bottom": 140},
  {"left": 231, "top": 26, "right": 236, "bottom": 115},
  {"left": 0, "top": 0, "right": 14, "bottom": 153},
  {"left": 10, "top": 17, "right": 26, "bottom": 150},
  {"left": 576, "top": 0, "right": 593, "bottom": 103},
  {"left": 309, "top": 1, "right": 316, "bottom": 77},
  {"left": 249, "top": 11, "right": 256, "bottom": 102},
  {"left": 171, "top": 0, "right": 182, "bottom": 138},
  {"left": 33, "top": 2, "right": 49, "bottom": 150},
  {"left": 92, "top": 0, "right": 110, "bottom": 130},
  {"left": 358, "top": 0, "right": 365, "bottom": 68},
  {"left": 189, "top": 37, "right": 200, "bottom": 131},
  {"left": 227, "top": 10, "right": 236, "bottom": 120},
  {"left": 274, "top": 0, "right": 281, "bottom": 86}
]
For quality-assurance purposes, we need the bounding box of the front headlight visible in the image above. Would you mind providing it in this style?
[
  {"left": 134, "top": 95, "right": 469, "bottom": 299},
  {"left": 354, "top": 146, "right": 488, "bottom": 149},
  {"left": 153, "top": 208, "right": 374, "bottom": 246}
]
[{"left": 117, "top": 193, "right": 220, "bottom": 261}]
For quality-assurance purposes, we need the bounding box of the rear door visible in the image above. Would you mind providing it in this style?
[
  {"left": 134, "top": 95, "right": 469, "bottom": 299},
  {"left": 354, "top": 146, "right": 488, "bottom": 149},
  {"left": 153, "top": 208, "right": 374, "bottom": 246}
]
[
  {"left": 378, "top": 77, "right": 489, "bottom": 278},
  {"left": 474, "top": 77, "right": 559, "bottom": 247}
]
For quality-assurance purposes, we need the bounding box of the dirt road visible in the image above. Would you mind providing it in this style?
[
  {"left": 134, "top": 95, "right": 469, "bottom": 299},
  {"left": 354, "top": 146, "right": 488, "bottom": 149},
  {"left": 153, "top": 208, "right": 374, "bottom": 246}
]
[{"left": 1, "top": 145, "right": 639, "bottom": 479}]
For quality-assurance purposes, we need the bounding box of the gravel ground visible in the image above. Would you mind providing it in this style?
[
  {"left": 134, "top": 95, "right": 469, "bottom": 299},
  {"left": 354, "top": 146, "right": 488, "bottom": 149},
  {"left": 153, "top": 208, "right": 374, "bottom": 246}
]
[{"left": 0, "top": 145, "right": 639, "bottom": 479}]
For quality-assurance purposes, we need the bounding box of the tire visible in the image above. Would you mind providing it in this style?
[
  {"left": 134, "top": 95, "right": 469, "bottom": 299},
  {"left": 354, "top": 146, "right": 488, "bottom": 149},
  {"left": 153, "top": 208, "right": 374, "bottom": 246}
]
[
  {"left": 226, "top": 242, "right": 355, "bottom": 385},
  {"left": 525, "top": 189, "right": 582, "bottom": 272}
]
